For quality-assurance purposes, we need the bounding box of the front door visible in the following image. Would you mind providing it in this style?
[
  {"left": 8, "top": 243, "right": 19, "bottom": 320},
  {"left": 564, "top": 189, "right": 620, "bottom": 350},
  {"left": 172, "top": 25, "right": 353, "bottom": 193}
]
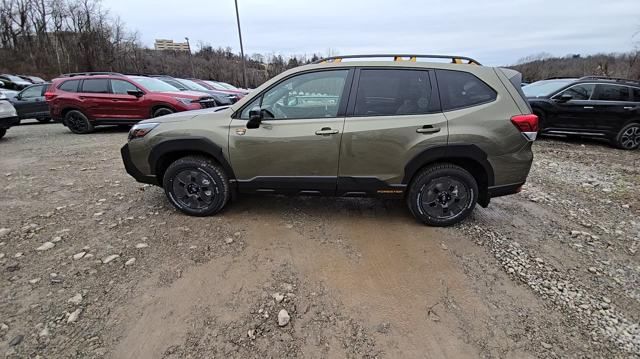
[
  {"left": 229, "top": 69, "right": 352, "bottom": 195},
  {"left": 548, "top": 83, "right": 596, "bottom": 130},
  {"left": 13, "top": 84, "right": 46, "bottom": 119},
  {"left": 109, "top": 79, "right": 146, "bottom": 120}
]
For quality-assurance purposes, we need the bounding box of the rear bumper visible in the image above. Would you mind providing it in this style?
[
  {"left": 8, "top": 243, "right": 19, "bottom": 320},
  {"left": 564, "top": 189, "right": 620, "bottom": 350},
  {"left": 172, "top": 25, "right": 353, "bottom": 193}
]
[
  {"left": 121, "top": 144, "right": 159, "bottom": 186},
  {"left": 0, "top": 115, "right": 20, "bottom": 129}
]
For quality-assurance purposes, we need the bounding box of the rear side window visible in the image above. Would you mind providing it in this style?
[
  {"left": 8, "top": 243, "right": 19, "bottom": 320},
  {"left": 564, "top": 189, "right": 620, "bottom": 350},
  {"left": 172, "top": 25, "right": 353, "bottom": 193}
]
[
  {"left": 354, "top": 69, "right": 435, "bottom": 116},
  {"left": 81, "top": 79, "right": 109, "bottom": 94},
  {"left": 593, "top": 84, "right": 630, "bottom": 102},
  {"left": 58, "top": 80, "right": 80, "bottom": 92},
  {"left": 436, "top": 70, "right": 497, "bottom": 111},
  {"left": 632, "top": 87, "right": 640, "bottom": 102}
]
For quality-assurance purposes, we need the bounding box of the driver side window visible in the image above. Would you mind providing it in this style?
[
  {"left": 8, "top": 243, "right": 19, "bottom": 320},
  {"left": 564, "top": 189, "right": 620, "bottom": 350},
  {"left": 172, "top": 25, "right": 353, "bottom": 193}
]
[
  {"left": 20, "top": 85, "right": 43, "bottom": 98},
  {"left": 556, "top": 84, "right": 595, "bottom": 100},
  {"left": 242, "top": 70, "right": 348, "bottom": 120}
]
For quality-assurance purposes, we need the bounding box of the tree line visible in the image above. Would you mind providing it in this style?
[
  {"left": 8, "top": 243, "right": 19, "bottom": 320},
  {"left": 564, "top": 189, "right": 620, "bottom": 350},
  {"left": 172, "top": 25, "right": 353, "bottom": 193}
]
[
  {"left": 509, "top": 52, "right": 640, "bottom": 82},
  {"left": 1, "top": 0, "right": 638, "bottom": 87}
]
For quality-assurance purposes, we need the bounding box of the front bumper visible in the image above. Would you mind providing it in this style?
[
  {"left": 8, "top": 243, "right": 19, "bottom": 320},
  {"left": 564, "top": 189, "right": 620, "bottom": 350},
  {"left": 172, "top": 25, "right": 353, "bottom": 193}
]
[
  {"left": 121, "top": 144, "right": 159, "bottom": 186},
  {"left": 0, "top": 115, "right": 19, "bottom": 129}
]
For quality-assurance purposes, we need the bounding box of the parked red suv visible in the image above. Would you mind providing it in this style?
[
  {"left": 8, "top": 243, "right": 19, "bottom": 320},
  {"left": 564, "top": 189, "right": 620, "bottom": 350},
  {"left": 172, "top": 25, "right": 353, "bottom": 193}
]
[{"left": 46, "top": 72, "right": 217, "bottom": 134}]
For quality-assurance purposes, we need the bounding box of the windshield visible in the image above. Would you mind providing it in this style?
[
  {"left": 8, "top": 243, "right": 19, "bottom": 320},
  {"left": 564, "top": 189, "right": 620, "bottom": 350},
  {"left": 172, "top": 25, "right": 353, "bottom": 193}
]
[
  {"left": 129, "top": 77, "right": 180, "bottom": 92},
  {"left": 204, "top": 81, "right": 227, "bottom": 90},
  {"left": 219, "top": 82, "right": 239, "bottom": 90},
  {"left": 3, "top": 74, "right": 27, "bottom": 82},
  {"left": 522, "top": 79, "right": 576, "bottom": 97},
  {"left": 177, "top": 79, "right": 209, "bottom": 91}
]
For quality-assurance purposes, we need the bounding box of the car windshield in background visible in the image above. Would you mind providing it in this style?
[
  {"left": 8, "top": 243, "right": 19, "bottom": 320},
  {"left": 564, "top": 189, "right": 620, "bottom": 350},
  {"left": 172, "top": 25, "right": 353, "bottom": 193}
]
[
  {"left": 522, "top": 79, "right": 576, "bottom": 97},
  {"left": 4, "top": 74, "right": 27, "bottom": 82},
  {"left": 129, "top": 77, "right": 180, "bottom": 92},
  {"left": 219, "top": 82, "right": 238, "bottom": 90},
  {"left": 178, "top": 79, "right": 209, "bottom": 91},
  {"left": 204, "top": 81, "right": 227, "bottom": 90}
]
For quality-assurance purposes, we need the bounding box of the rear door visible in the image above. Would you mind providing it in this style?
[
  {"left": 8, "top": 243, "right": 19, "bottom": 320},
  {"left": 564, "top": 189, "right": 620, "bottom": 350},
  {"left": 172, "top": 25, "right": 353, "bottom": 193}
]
[
  {"left": 337, "top": 68, "right": 447, "bottom": 195},
  {"left": 547, "top": 83, "right": 596, "bottom": 130},
  {"left": 109, "top": 79, "right": 147, "bottom": 120},
  {"left": 79, "top": 79, "right": 113, "bottom": 119},
  {"left": 590, "top": 84, "right": 634, "bottom": 135}
]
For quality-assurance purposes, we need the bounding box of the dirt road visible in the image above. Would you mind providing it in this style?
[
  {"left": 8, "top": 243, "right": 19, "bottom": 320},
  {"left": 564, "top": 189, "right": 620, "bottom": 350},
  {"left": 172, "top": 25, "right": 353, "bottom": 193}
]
[{"left": 0, "top": 122, "right": 638, "bottom": 358}]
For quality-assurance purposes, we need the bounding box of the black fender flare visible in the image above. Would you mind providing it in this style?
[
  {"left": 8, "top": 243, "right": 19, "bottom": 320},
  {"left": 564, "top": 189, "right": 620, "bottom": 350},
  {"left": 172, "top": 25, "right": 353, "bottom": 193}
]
[
  {"left": 402, "top": 144, "right": 495, "bottom": 187},
  {"left": 148, "top": 137, "right": 236, "bottom": 180}
]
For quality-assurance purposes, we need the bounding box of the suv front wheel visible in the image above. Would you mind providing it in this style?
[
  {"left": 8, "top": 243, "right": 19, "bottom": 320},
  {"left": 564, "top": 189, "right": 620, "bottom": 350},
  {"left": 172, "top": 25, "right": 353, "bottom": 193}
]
[
  {"left": 163, "top": 156, "right": 230, "bottom": 216},
  {"left": 407, "top": 163, "right": 478, "bottom": 227}
]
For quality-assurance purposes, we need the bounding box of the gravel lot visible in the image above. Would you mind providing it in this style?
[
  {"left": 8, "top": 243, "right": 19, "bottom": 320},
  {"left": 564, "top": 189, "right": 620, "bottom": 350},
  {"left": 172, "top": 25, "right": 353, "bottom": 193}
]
[{"left": 0, "top": 121, "right": 638, "bottom": 358}]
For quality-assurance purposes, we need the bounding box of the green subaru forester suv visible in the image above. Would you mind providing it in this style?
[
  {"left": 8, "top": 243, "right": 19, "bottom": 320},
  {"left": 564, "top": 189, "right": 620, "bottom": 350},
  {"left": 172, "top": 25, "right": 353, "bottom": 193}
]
[{"left": 121, "top": 54, "right": 537, "bottom": 226}]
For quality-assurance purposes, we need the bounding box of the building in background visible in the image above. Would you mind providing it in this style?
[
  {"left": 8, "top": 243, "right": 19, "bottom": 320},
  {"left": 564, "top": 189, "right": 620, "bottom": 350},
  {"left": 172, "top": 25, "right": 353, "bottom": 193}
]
[{"left": 154, "top": 39, "right": 190, "bottom": 52}]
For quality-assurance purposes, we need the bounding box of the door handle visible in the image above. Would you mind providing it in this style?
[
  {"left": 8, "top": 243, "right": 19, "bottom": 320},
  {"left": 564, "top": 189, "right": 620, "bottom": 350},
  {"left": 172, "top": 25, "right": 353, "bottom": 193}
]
[
  {"left": 416, "top": 125, "right": 441, "bottom": 134},
  {"left": 315, "top": 128, "right": 339, "bottom": 136},
  {"left": 583, "top": 106, "right": 594, "bottom": 109}
]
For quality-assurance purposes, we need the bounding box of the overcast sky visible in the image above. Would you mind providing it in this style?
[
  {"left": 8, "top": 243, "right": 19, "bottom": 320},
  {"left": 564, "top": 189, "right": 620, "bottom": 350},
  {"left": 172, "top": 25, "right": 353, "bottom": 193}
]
[{"left": 102, "top": 0, "right": 639, "bottom": 66}]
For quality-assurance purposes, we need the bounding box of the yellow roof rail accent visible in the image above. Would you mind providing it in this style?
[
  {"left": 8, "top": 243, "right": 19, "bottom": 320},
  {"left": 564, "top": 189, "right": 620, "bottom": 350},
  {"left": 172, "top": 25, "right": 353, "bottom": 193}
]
[
  {"left": 313, "top": 54, "right": 482, "bottom": 66},
  {"left": 394, "top": 56, "right": 417, "bottom": 62},
  {"left": 320, "top": 58, "right": 342, "bottom": 64}
]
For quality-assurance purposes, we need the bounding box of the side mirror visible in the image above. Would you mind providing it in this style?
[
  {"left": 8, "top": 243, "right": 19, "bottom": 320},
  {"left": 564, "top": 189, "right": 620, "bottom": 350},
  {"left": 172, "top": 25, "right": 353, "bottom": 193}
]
[
  {"left": 127, "top": 89, "right": 144, "bottom": 98},
  {"left": 556, "top": 94, "right": 573, "bottom": 102},
  {"left": 246, "top": 107, "right": 262, "bottom": 129}
]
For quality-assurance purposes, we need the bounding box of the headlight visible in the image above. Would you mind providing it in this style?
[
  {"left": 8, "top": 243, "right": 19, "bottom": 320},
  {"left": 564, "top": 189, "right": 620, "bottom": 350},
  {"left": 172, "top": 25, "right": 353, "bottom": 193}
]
[
  {"left": 128, "top": 122, "right": 159, "bottom": 140},
  {"left": 174, "top": 97, "right": 193, "bottom": 105}
]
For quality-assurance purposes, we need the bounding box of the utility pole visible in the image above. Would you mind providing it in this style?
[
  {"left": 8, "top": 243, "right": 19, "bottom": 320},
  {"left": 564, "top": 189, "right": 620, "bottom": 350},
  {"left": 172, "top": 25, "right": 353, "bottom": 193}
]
[
  {"left": 234, "top": 0, "right": 248, "bottom": 89},
  {"left": 185, "top": 37, "right": 195, "bottom": 77}
]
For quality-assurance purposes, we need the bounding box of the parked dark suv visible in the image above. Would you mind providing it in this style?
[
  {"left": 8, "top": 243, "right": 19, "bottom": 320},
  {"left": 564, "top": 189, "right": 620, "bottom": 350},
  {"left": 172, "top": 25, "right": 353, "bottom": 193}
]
[
  {"left": 121, "top": 54, "right": 536, "bottom": 226},
  {"left": 524, "top": 76, "right": 640, "bottom": 149},
  {"left": 46, "top": 73, "right": 218, "bottom": 134},
  {"left": 9, "top": 83, "right": 52, "bottom": 122}
]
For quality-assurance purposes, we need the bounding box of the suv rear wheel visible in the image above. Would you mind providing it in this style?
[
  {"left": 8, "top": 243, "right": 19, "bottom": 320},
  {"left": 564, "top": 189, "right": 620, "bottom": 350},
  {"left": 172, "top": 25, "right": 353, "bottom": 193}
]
[
  {"left": 407, "top": 163, "right": 478, "bottom": 227},
  {"left": 163, "top": 156, "right": 230, "bottom": 216},
  {"left": 65, "top": 110, "right": 94, "bottom": 134},
  {"left": 613, "top": 123, "right": 640, "bottom": 150}
]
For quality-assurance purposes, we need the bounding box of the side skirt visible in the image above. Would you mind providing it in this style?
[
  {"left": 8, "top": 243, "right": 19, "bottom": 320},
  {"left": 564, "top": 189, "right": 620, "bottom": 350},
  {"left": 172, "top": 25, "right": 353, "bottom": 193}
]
[{"left": 235, "top": 176, "right": 406, "bottom": 198}]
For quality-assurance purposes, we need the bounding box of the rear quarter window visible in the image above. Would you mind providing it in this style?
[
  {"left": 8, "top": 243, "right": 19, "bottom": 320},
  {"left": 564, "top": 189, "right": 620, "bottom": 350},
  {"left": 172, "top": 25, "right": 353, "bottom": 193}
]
[
  {"left": 58, "top": 80, "right": 80, "bottom": 92},
  {"left": 436, "top": 70, "right": 497, "bottom": 111}
]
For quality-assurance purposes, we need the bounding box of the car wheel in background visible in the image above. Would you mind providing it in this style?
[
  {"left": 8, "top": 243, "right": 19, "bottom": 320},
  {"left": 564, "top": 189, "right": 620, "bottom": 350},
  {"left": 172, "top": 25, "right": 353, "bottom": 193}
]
[
  {"left": 162, "top": 156, "right": 230, "bottom": 216},
  {"left": 64, "top": 110, "right": 94, "bottom": 134},
  {"left": 613, "top": 123, "right": 640, "bottom": 150},
  {"left": 0, "top": 129, "right": 6, "bottom": 139},
  {"left": 153, "top": 107, "right": 174, "bottom": 118},
  {"left": 406, "top": 163, "right": 478, "bottom": 227}
]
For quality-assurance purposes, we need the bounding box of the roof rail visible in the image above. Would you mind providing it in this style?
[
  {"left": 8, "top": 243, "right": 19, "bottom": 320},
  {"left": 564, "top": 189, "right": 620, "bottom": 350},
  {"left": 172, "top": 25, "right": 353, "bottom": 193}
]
[
  {"left": 312, "top": 54, "right": 481, "bottom": 65},
  {"left": 60, "top": 72, "right": 123, "bottom": 77},
  {"left": 578, "top": 76, "right": 640, "bottom": 85}
]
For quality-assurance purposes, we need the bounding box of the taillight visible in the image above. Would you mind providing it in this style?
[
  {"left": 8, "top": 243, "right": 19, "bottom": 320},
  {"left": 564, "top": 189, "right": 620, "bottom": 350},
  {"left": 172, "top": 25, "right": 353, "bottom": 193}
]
[
  {"left": 511, "top": 114, "right": 538, "bottom": 141},
  {"left": 44, "top": 91, "right": 55, "bottom": 101}
]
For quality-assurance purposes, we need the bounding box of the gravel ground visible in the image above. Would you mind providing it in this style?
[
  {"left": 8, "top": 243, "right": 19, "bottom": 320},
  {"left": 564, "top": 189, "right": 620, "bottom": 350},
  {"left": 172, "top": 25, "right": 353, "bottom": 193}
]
[{"left": 0, "top": 122, "right": 638, "bottom": 358}]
